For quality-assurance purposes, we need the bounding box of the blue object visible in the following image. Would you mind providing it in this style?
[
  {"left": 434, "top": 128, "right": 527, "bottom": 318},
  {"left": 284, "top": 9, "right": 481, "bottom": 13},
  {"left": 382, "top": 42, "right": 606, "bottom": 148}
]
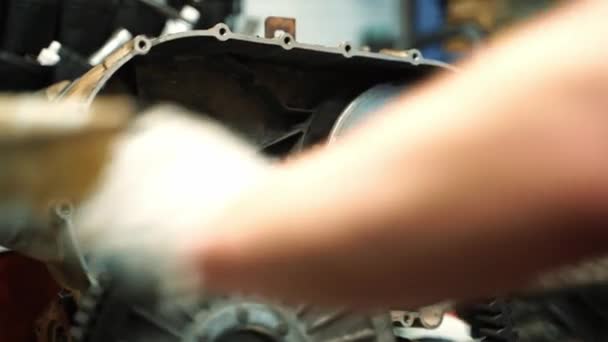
[{"left": 413, "top": 0, "right": 446, "bottom": 62}]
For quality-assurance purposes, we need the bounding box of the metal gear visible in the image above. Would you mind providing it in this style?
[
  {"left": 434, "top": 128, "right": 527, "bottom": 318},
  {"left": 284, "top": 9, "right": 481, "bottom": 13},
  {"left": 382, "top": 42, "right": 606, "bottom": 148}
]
[{"left": 70, "top": 278, "right": 396, "bottom": 342}]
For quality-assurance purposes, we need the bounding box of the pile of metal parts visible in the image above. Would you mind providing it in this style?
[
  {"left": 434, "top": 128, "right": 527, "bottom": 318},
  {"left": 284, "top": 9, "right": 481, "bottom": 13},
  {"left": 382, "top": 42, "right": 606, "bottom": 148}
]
[
  {"left": 0, "top": 0, "right": 239, "bottom": 91},
  {"left": 2, "top": 8, "right": 608, "bottom": 342}
]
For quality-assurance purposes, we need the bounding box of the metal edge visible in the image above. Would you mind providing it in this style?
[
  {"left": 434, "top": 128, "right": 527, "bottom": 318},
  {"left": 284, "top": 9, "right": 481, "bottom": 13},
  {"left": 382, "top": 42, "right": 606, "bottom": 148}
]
[{"left": 84, "top": 23, "right": 454, "bottom": 104}]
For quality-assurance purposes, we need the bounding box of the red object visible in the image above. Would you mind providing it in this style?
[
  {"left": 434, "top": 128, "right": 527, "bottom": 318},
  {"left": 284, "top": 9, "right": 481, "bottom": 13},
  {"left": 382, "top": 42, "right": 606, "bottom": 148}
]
[{"left": 0, "top": 253, "right": 59, "bottom": 342}]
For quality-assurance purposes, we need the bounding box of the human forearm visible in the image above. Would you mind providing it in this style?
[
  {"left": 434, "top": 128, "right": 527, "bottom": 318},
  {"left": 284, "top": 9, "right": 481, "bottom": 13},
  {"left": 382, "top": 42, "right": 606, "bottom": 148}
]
[{"left": 195, "top": 0, "right": 608, "bottom": 308}]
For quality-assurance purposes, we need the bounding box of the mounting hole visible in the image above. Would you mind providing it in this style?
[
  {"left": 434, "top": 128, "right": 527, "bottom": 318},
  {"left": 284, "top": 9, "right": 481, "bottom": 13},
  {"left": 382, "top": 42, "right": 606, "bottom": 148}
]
[
  {"left": 133, "top": 37, "right": 151, "bottom": 55},
  {"left": 219, "top": 27, "right": 228, "bottom": 36},
  {"left": 410, "top": 51, "right": 421, "bottom": 61},
  {"left": 54, "top": 201, "right": 73, "bottom": 218},
  {"left": 344, "top": 44, "right": 352, "bottom": 53},
  {"left": 283, "top": 36, "right": 292, "bottom": 45}
]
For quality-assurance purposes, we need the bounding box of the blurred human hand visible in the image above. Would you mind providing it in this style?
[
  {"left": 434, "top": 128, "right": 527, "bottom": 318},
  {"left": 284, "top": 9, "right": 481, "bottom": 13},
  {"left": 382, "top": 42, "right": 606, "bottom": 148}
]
[
  {"left": 185, "top": 0, "right": 608, "bottom": 309},
  {"left": 72, "top": 105, "right": 271, "bottom": 298}
]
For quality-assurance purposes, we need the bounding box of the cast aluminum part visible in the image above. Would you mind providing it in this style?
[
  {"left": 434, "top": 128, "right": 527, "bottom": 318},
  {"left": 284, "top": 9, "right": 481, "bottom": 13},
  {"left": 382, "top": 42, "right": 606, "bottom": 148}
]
[
  {"left": 56, "top": 23, "right": 450, "bottom": 104},
  {"left": 88, "top": 29, "right": 133, "bottom": 66},
  {"left": 46, "top": 202, "right": 94, "bottom": 290},
  {"left": 329, "top": 83, "right": 405, "bottom": 142},
  {"left": 0, "top": 201, "right": 92, "bottom": 290}
]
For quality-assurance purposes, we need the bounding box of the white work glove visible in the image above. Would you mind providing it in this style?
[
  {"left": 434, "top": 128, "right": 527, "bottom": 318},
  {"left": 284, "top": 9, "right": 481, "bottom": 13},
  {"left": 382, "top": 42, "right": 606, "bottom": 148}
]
[{"left": 73, "top": 105, "right": 271, "bottom": 303}]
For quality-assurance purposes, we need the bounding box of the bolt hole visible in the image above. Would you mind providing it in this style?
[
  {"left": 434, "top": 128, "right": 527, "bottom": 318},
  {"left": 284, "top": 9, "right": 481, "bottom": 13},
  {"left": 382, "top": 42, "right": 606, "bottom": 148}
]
[
  {"left": 411, "top": 52, "right": 420, "bottom": 60},
  {"left": 219, "top": 27, "right": 227, "bottom": 36},
  {"left": 137, "top": 40, "right": 147, "bottom": 50},
  {"left": 344, "top": 45, "right": 352, "bottom": 53},
  {"left": 56, "top": 202, "right": 73, "bottom": 217},
  {"left": 283, "top": 36, "right": 292, "bottom": 45}
]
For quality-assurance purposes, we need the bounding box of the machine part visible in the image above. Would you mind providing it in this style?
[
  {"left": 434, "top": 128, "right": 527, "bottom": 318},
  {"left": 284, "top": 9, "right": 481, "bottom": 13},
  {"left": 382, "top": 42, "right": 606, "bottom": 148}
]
[
  {"left": 37, "top": 40, "right": 91, "bottom": 80},
  {"left": 137, "top": 0, "right": 186, "bottom": 22},
  {"left": 36, "top": 291, "right": 78, "bottom": 342},
  {"left": 41, "top": 25, "right": 449, "bottom": 342},
  {"left": 390, "top": 305, "right": 447, "bottom": 331},
  {"left": 0, "top": 201, "right": 91, "bottom": 290},
  {"left": 505, "top": 287, "right": 608, "bottom": 342},
  {"left": 70, "top": 279, "right": 396, "bottom": 342},
  {"left": 0, "top": 96, "right": 132, "bottom": 284},
  {"left": 2, "top": 0, "right": 58, "bottom": 55},
  {"left": 265, "top": 17, "right": 296, "bottom": 39},
  {"left": 89, "top": 29, "right": 134, "bottom": 66},
  {"left": 418, "top": 306, "right": 447, "bottom": 329},
  {"left": 161, "top": 5, "right": 201, "bottom": 36},
  {"left": 45, "top": 201, "right": 93, "bottom": 291},
  {"left": 329, "top": 83, "right": 406, "bottom": 142},
  {"left": 456, "top": 300, "right": 517, "bottom": 342},
  {"left": 57, "top": 24, "right": 449, "bottom": 157},
  {"left": 393, "top": 314, "right": 472, "bottom": 341}
]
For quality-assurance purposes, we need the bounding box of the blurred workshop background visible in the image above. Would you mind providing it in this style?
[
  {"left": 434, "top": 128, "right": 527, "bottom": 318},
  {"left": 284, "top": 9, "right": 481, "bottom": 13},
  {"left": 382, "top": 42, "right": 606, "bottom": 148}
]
[
  {"left": 0, "top": 0, "right": 559, "bottom": 92},
  {"left": 239, "top": 0, "right": 558, "bottom": 61},
  {"left": 6, "top": 2, "right": 595, "bottom": 342}
]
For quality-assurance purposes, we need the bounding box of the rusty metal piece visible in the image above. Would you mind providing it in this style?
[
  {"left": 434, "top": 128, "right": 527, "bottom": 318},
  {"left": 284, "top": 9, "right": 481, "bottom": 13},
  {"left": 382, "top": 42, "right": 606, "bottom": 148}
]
[
  {"left": 264, "top": 16, "right": 296, "bottom": 39},
  {"left": 36, "top": 291, "right": 75, "bottom": 342}
]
